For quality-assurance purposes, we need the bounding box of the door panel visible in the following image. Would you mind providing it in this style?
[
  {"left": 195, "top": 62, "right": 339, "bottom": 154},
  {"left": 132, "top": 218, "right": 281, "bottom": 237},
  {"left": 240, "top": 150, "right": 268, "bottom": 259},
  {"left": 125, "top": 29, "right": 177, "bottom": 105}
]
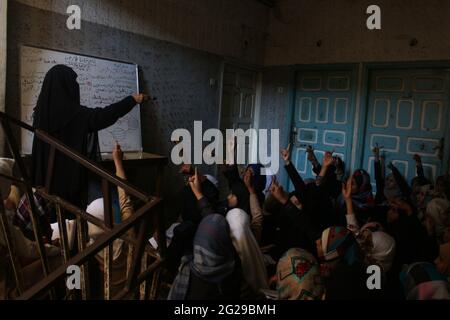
[
  {"left": 361, "top": 69, "right": 449, "bottom": 185},
  {"left": 290, "top": 70, "right": 356, "bottom": 189}
]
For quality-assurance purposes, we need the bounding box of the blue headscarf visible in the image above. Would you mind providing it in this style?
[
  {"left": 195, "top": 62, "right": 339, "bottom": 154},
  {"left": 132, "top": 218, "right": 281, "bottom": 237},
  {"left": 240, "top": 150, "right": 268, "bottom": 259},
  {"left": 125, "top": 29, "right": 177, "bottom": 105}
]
[{"left": 168, "top": 214, "right": 236, "bottom": 300}]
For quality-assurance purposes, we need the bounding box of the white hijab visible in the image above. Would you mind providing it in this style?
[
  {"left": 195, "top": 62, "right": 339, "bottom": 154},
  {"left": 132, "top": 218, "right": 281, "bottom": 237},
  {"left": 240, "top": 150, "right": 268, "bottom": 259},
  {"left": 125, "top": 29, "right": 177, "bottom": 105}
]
[
  {"left": 86, "top": 198, "right": 123, "bottom": 261},
  {"left": 226, "top": 208, "right": 268, "bottom": 293},
  {"left": 0, "top": 158, "right": 59, "bottom": 259},
  {"left": 369, "top": 231, "right": 396, "bottom": 272},
  {"left": 0, "top": 158, "right": 14, "bottom": 199},
  {"left": 426, "top": 198, "right": 450, "bottom": 238}
]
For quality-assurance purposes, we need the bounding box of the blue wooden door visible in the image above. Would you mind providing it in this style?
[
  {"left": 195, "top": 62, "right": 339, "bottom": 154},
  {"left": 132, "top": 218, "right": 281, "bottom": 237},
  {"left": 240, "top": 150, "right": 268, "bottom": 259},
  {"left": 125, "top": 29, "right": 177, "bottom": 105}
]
[
  {"left": 290, "top": 70, "right": 356, "bottom": 187},
  {"left": 361, "top": 69, "right": 450, "bottom": 185}
]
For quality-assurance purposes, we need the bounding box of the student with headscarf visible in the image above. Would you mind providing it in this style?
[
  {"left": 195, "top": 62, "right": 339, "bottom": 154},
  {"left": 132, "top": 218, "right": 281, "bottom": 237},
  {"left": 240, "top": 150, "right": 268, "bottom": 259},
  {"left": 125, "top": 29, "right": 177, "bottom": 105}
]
[
  {"left": 315, "top": 225, "right": 381, "bottom": 299},
  {"left": 0, "top": 158, "right": 61, "bottom": 296},
  {"left": 426, "top": 197, "right": 450, "bottom": 240},
  {"left": 338, "top": 168, "right": 376, "bottom": 226},
  {"left": 280, "top": 145, "right": 337, "bottom": 231},
  {"left": 435, "top": 243, "right": 450, "bottom": 282},
  {"left": 276, "top": 248, "right": 324, "bottom": 300},
  {"left": 221, "top": 164, "right": 250, "bottom": 214},
  {"left": 168, "top": 214, "right": 241, "bottom": 300},
  {"left": 80, "top": 143, "right": 135, "bottom": 298},
  {"left": 226, "top": 208, "right": 268, "bottom": 298},
  {"left": 165, "top": 167, "right": 220, "bottom": 275},
  {"left": 400, "top": 262, "right": 450, "bottom": 300},
  {"left": 386, "top": 198, "right": 439, "bottom": 268},
  {"left": 268, "top": 177, "right": 320, "bottom": 258},
  {"left": 31, "top": 65, "right": 148, "bottom": 219},
  {"left": 342, "top": 175, "right": 396, "bottom": 273}
]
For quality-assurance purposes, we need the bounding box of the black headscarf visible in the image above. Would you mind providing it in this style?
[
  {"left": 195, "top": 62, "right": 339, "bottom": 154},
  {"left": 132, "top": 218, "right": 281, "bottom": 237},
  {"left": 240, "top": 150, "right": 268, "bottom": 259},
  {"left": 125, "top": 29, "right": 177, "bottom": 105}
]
[{"left": 33, "top": 65, "right": 82, "bottom": 133}]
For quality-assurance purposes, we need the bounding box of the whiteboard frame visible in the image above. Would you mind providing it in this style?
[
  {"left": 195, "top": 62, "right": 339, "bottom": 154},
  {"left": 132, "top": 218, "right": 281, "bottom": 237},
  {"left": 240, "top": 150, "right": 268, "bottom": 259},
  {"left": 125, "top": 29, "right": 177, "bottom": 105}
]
[{"left": 19, "top": 44, "right": 143, "bottom": 154}]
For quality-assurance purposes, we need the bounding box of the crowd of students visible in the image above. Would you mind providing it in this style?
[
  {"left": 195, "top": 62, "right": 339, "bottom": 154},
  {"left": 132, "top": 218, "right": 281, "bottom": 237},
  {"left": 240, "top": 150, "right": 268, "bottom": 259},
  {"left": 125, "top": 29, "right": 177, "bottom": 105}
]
[
  {"left": 1, "top": 130, "right": 450, "bottom": 301},
  {"left": 164, "top": 143, "right": 450, "bottom": 300},
  {"left": 1, "top": 138, "right": 450, "bottom": 300}
]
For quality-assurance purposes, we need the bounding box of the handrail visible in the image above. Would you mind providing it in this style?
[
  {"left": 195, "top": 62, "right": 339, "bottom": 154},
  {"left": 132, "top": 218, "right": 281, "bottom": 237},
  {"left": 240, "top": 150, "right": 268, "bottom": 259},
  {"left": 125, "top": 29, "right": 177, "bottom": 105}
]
[
  {"left": 0, "top": 111, "right": 167, "bottom": 300},
  {"left": 18, "top": 197, "right": 162, "bottom": 300}
]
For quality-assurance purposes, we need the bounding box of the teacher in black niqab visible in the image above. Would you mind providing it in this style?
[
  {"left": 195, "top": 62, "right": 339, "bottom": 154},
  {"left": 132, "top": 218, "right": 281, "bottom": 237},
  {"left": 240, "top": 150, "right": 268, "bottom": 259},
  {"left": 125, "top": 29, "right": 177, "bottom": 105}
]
[{"left": 31, "top": 65, "right": 147, "bottom": 221}]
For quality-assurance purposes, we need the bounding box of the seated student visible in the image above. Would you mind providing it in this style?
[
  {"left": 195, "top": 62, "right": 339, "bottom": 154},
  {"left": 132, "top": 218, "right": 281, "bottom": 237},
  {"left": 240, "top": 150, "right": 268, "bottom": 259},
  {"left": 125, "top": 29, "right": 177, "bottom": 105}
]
[
  {"left": 342, "top": 175, "right": 401, "bottom": 298},
  {"left": 372, "top": 146, "right": 406, "bottom": 203},
  {"left": 316, "top": 225, "right": 378, "bottom": 300},
  {"left": 220, "top": 164, "right": 251, "bottom": 214},
  {"left": 168, "top": 214, "right": 241, "bottom": 300},
  {"left": 265, "top": 177, "right": 320, "bottom": 258},
  {"left": 0, "top": 158, "right": 60, "bottom": 297},
  {"left": 83, "top": 142, "right": 134, "bottom": 298},
  {"left": 426, "top": 196, "right": 450, "bottom": 242},
  {"left": 280, "top": 144, "right": 338, "bottom": 231},
  {"left": 435, "top": 243, "right": 450, "bottom": 282},
  {"left": 13, "top": 192, "right": 54, "bottom": 244},
  {"left": 165, "top": 166, "right": 219, "bottom": 275},
  {"left": 337, "top": 168, "right": 376, "bottom": 226},
  {"left": 342, "top": 175, "right": 396, "bottom": 273},
  {"left": 178, "top": 164, "right": 219, "bottom": 225},
  {"left": 400, "top": 262, "right": 450, "bottom": 300},
  {"left": 276, "top": 248, "right": 324, "bottom": 300},
  {"left": 226, "top": 208, "right": 268, "bottom": 299},
  {"left": 306, "top": 146, "right": 343, "bottom": 196},
  {"left": 386, "top": 197, "right": 439, "bottom": 267}
]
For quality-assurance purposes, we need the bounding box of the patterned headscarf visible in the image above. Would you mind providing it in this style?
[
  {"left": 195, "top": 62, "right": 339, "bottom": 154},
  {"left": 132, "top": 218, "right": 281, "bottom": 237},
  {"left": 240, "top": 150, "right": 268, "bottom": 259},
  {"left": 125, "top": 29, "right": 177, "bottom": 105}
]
[
  {"left": 168, "top": 214, "right": 236, "bottom": 300},
  {"left": 318, "top": 226, "right": 358, "bottom": 266},
  {"left": 351, "top": 169, "right": 375, "bottom": 210},
  {"left": 277, "top": 248, "right": 324, "bottom": 300},
  {"left": 384, "top": 173, "right": 403, "bottom": 200},
  {"left": 400, "top": 262, "right": 450, "bottom": 300},
  {"left": 426, "top": 198, "right": 450, "bottom": 238}
]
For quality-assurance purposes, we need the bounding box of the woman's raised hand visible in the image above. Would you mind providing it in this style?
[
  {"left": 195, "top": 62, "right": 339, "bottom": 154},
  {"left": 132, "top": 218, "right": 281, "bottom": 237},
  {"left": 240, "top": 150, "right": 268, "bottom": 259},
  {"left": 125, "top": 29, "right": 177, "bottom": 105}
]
[
  {"left": 132, "top": 93, "right": 150, "bottom": 104},
  {"left": 280, "top": 143, "right": 292, "bottom": 165}
]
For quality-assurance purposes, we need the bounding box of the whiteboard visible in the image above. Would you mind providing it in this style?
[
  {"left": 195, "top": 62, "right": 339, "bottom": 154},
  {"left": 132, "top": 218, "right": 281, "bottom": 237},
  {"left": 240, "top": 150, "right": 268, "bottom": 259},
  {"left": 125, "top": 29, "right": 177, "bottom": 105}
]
[{"left": 20, "top": 46, "right": 142, "bottom": 154}]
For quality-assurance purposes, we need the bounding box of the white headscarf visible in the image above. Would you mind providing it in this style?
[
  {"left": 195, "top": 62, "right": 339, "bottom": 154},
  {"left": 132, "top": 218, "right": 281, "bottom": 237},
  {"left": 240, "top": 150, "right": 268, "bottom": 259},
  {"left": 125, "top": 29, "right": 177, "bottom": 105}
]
[
  {"left": 0, "top": 158, "right": 14, "bottom": 199},
  {"left": 0, "top": 158, "right": 59, "bottom": 259},
  {"left": 86, "top": 198, "right": 123, "bottom": 261},
  {"left": 426, "top": 198, "right": 450, "bottom": 238},
  {"left": 226, "top": 208, "right": 268, "bottom": 293},
  {"left": 369, "top": 231, "right": 396, "bottom": 272}
]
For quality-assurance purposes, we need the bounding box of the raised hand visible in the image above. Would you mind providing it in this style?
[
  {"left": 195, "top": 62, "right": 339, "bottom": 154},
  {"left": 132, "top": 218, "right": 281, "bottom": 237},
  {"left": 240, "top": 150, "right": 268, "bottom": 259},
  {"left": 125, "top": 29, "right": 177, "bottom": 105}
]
[
  {"left": 269, "top": 177, "right": 289, "bottom": 205},
  {"left": 342, "top": 175, "right": 353, "bottom": 201},
  {"left": 132, "top": 93, "right": 150, "bottom": 104},
  {"left": 243, "top": 168, "right": 255, "bottom": 194},
  {"left": 372, "top": 143, "right": 384, "bottom": 161},
  {"left": 322, "top": 150, "right": 334, "bottom": 168},
  {"left": 188, "top": 167, "right": 203, "bottom": 199},
  {"left": 387, "top": 162, "right": 395, "bottom": 171},
  {"left": 413, "top": 154, "right": 422, "bottom": 165},
  {"left": 280, "top": 143, "right": 292, "bottom": 165},
  {"left": 112, "top": 141, "right": 123, "bottom": 162},
  {"left": 113, "top": 141, "right": 126, "bottom": 179}
]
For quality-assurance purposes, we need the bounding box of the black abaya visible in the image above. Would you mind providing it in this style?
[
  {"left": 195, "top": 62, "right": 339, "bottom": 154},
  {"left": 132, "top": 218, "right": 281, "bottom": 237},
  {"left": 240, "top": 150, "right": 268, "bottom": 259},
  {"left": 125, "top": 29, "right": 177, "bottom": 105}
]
[{"left": 31, "top": 65, "right": 137, "bottom": 219}]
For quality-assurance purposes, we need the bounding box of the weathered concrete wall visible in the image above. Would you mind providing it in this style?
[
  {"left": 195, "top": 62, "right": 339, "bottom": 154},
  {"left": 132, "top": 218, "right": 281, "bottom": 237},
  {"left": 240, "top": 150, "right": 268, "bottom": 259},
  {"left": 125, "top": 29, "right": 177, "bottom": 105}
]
[
  {"left": 15, "top": 0, "right": 270, "bottom": 65},
  {"left": 265, "top": 0, "right": 450, "bottom": 65},
  {"left": 7, "top": 1, "right": 224, "bottom": 219}
]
